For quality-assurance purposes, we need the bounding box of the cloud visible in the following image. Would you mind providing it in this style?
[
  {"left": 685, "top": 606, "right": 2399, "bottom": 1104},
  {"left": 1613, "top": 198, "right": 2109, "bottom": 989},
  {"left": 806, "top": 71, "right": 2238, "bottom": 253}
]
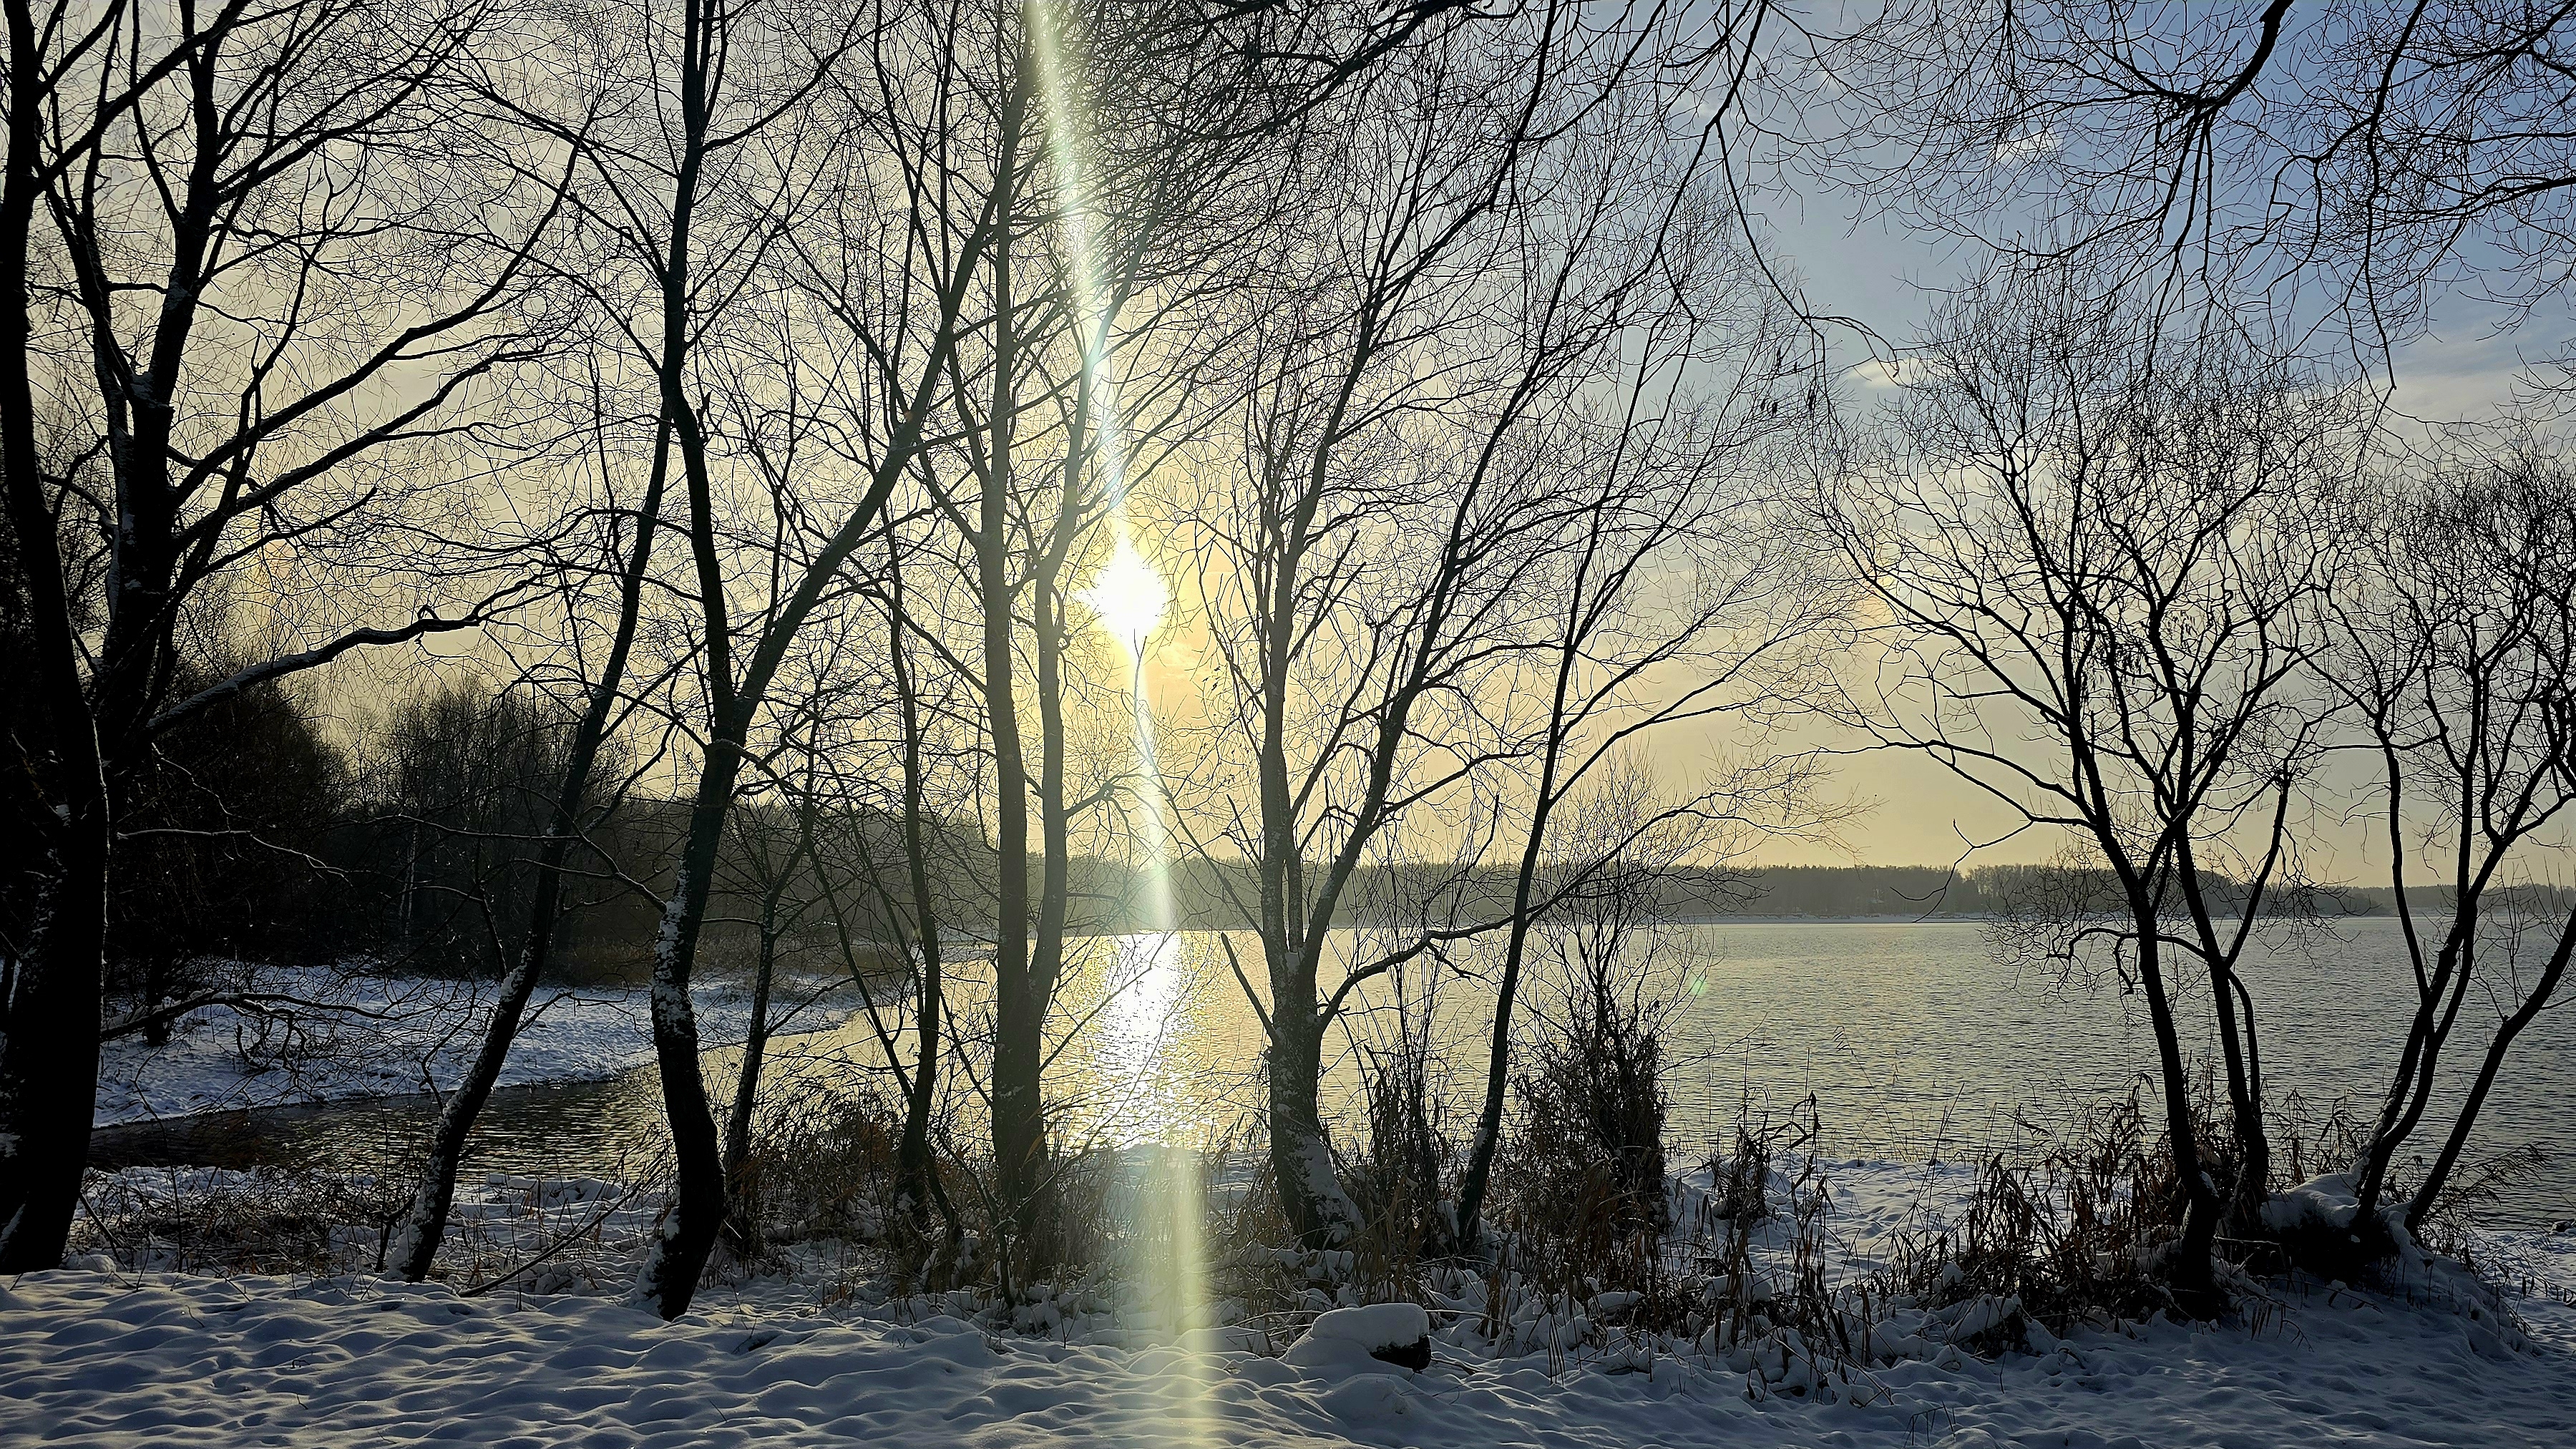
[
  {"left": 1990, "top": 128, "right": 2062, "bottom": 167},
  {"left": 1847, "top": 356, "right": 1935, "bottom": 389}
]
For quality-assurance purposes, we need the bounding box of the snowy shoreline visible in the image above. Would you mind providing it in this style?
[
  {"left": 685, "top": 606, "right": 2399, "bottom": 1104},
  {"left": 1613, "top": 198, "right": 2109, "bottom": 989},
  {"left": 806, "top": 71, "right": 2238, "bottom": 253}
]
[
  {"left": 17, "top": 1157, "right": 2576, "bottom": 1448},
  {"left": 54, "top": 970, "right": 2576, "bottom": 1445},
  {"left": 1, "top": 1270, "right": 2558, "bottom": 1448},
  {"left": 93, "top": 964, "right": 860, "bottom": 1128}
]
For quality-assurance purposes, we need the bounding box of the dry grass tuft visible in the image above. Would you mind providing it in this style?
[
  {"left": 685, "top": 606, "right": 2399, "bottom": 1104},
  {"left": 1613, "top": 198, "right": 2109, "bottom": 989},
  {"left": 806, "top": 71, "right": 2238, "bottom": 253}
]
[{"left": 73, "top": 1166, "right": 415, "bottom": 1276}]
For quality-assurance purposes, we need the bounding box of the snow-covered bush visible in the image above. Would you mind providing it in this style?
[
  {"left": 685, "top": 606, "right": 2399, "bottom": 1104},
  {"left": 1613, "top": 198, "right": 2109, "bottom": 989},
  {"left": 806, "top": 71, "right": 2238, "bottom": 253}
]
[
  {"left": 2261, "top": 1171, "right": 2406, "bottom": 1282},
  {"left": 1282, "top": 1301, "right": 1431, "bottom": 1373}
]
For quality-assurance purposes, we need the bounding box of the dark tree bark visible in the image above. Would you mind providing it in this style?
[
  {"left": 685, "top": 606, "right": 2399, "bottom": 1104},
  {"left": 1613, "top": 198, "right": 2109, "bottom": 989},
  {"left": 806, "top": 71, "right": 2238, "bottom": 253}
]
[
  {"left": 720, "top": 793, "right": 811, "bottom": 1254},
  {"left": 386, "top": 425, "right": 669, "bottom": 1282},
  {"left": 885, "top": 555, "right": 950, "bottom": 1230},
  {"left": 624, "top": 18, "right": 997, "bottom": 1316},
  {"left": 972, "top": 91, "right": 1048, "bottom": 1239},
  {"left": 2329, "top": 446, "right": 2576, "bottom": 1235},
  {"left": 1, "top": 0, "right": 536, "bottom": 1268},
  {"left": 2409, "top": 912, "right": 2575, "bottom": 1228},
  {"left": 0, "top": 0, "right": 115, "bottom": 1274}
]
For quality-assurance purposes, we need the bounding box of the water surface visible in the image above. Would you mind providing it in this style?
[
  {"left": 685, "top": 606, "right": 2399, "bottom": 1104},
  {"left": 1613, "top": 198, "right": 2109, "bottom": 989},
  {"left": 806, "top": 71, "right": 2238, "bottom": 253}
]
[{"left": 91, "top": 919, "right": 2575, "bottom": 1226}]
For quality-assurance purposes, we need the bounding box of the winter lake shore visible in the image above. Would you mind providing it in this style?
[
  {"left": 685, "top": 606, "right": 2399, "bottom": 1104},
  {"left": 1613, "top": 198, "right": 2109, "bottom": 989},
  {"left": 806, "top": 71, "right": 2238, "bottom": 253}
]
[
  {"left": 8, "top": 1159, "right": 2575, "bottom": 1448},
  {"left": 42, "top": 944, "right": 2576, "bottom": 1447},
  {"left": 92, "top": 964, "right": 862, "bottom": 1129}
]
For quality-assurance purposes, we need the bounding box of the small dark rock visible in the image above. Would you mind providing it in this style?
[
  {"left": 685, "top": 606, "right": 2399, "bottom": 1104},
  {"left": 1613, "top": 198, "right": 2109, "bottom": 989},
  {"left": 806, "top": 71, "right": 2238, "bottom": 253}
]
[{"left": 1368, "top": 1335, "right": 1432, "bottom": 1372}]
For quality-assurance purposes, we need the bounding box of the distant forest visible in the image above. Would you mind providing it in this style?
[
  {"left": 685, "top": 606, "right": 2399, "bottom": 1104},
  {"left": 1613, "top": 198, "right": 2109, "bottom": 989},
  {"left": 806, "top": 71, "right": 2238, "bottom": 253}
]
[
  {"left": 1652, "top": 865, "right": 2575, "bottom": 922},
  {"left": 11, "top": 656, "right": 2560, "bottom": 999},
  {"left": 5, "top": 668, "right": 2557, "bottom": 992},
  {"left": 1146, "top": 861, "right": 2576, "bottom": 930}
]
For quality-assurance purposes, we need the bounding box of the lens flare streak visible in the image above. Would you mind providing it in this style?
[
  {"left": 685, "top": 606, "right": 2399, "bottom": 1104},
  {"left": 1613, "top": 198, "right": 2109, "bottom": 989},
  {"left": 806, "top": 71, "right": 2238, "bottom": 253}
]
[{"left": 1028, "top": 11, "right": 1204, "bottom": 1415}]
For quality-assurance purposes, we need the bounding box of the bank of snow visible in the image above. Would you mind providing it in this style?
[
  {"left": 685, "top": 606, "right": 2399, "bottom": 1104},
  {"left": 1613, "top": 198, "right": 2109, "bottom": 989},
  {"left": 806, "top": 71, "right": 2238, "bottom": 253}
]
[
  {"left": 26, "top": 1153, "right": 2576, "bottom": 1448},
  {"left": 94, "top": 964, "right": 858, "bottom": 1126},
  {"left": 2, "top": 1259, "right": 2571, "bottom": 1448}
]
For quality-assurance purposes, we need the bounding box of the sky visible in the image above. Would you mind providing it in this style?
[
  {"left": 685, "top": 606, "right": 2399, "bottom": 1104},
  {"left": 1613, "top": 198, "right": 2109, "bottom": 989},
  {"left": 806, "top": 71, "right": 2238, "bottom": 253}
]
[
  {"left": 1097, "top": 115, "right": 2575, "bottom": 878},
  {"left": 294, "top": 6, "right": 2572, "bottom": 881},
  {"left": 1691, "top": 107, "right": 2575, "bottom": 872}
]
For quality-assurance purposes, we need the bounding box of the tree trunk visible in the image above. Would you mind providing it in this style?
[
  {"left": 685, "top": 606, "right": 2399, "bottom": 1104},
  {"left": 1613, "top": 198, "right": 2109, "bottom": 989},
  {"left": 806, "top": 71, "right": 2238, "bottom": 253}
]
[
  {"left": 841, "top": 544, "right": 955, "bottom": 1235},
  {"left": 2205, "top": 955, "right": 2268, "bottom": 1231},
  {"left": 721, "top": 899, "right": 784, "bottom": 1253},
  {"left": 0, "top": 0, "right": 114, "bottom": 1270},
  {"left": 1015, "top": 570, "right": 1077, "bottom": 1260},
  {"left": 2405, "top": 909, "right": 2574, "bottom": 1229},
  {"left": 2353, "top": 916, "right": 2472, "bottom": 1224},
  {"left": 1454, "top": 610, "right": 1584, "bottom": 1254},
  {"left": 384, "top": 434, "right": 667, "bottom": 1282},
  {"left": 2129, "top": 901, "right": 2221, "bottom": 1313},
  {"left": 1264, "top": 957, "right": 1351, "bottom": 1245},
  {"left": 1453, "top": 886, "right": 1535, "bottom": 1257},
  {"left": 981, "top": 633, "right": 1045, "bottom": 1232},
  {"left": 977, "top": 104, "right": 1052, "bottom": 1250},
  {"left": 1254, "top": 706, "right": 1357, "bottom": 1241},
  {"left": 2172, "top": 845, "right": 2275, "bottom": 1234},
  {"left": 0, "top": 834, "right": 108, "bottom": 1272},
  {"left": 889, "top": 582, "right": 947, "bottom": 1230},
  {"left": 626, "top": 740, "right": 746, "bottom": 1319}
]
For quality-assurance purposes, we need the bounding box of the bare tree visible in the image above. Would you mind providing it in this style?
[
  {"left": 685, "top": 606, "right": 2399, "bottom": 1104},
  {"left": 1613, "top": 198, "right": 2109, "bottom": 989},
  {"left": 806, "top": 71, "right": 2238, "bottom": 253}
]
[
  {"left": 848, "top": 0, "right": 1288, "bottom": 1260},
  {"left": 384, "top": 399, "right": 671, "bottom": 1279},
  {"left": 714, "top": 749, "right": 833, "bottom": 1253},
  {"left": 2, "top": 0, "right": 562, "bottom": 1270},
  {"left": 681, "top": 532, "right": 976, "bottom": 1256},
  {"left": 847, "top": 531, "right": 969, "bottom": 1238},
  {"left": 2327, "top": 436, "right": 2576, "bottom": 1236},
  {"left": 1816, "top": 263, "right": 2354, "bottom": 1310},
  {"left": 0, "top": 0, "right": 109, "bottom": 1257},
  {"left": 607, "top": 0, "right": 1158, "bottom": 1318},
  {"left": 1446, "top": 127, "right": 1833, "bottom": 1250},
  {"left": 389, "top": 0, "right": 857, "bottom": 1288},
  {"left": 1179, "top": 1, "right": 1757, "bottom": 1244}
]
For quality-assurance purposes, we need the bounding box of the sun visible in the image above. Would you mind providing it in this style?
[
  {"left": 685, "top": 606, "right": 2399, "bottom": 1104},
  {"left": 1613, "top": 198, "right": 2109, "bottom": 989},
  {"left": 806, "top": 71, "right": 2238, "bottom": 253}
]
[{"left": 1077, "top": 540, "right": 1169, "bottom": 649}]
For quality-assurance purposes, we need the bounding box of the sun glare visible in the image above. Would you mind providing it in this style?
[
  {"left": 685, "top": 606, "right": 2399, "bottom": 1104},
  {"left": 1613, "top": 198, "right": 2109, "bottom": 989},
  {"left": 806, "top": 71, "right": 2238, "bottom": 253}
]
[{"left": 1078, "top": 541, "right": 1169, "bottom": 649}]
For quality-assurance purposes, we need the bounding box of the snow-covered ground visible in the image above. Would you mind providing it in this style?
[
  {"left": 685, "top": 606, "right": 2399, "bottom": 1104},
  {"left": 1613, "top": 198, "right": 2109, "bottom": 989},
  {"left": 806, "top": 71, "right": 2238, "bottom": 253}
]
[
  {"left": 4, "top": 1250, "right": 2570, "bottom": 1446},
  {"left": 16, "top": 1158, "right": 2575, "bottom": 1447},
  {"left": 94, "top": 963, "right": 857, "bottom": 1126}
]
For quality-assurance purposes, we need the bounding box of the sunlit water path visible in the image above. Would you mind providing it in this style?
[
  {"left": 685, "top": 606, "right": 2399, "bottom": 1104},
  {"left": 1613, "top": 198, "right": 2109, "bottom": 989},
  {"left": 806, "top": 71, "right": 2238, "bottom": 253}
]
[{"left": 92, "top": 919, "right": 2576, "bottom": 1227}]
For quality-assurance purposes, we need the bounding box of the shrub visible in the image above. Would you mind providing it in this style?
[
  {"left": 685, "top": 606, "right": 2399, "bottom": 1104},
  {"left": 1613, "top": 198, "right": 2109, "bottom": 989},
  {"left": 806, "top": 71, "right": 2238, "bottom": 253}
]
[
  {"left": 731, "top": 1078, "right": 907, "bottom": 1253},
  {"left": 1488, "top": 954, "right": 1680, "bottom": 1350},
  {"left": 1879, "top": 1087, "right": 2195, "bottom": 1335},
  {"left": 72, "top": 1166, "right": 414, "bottom": 1277},
  {"left": 1501, "top": 960, "right": 1672, "bottom": 1241},
  {"left": 1343, "top": 1035, "right": 1457, "bottom": 1284}
]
